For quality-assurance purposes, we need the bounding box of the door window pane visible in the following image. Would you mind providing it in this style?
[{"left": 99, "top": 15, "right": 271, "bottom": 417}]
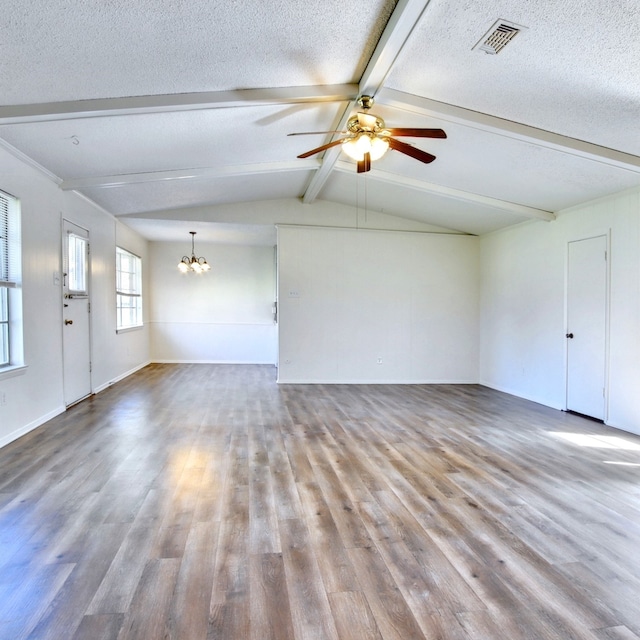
[{"left": 68, "top": 234, "right": 87, "bottom": 294}]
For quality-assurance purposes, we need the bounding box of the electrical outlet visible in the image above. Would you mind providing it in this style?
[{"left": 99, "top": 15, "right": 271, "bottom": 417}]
[
  {"left": 376, "top": 357, "right": 383, "bottom": 365},
  {"left": 288, "top": 289, "right": 300, "bottom": 298}
]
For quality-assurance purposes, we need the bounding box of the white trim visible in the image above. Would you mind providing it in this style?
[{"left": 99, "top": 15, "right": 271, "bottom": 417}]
[
  {"left": 92, "top": 360, "right": 151, "bottom": 394},
  {"left": 276, "top": 378, "right": 479, "bottom": 384},
  {"left": 152, "top": 359, "right": 276, "bottom": 365},
  {"left": 303, "top": 0, "right": 437, "bottom": 204},
  {"left": 0, "top": 405, "right": 65, "bottom": 449},
  {"left": 115, "top": 325, "right": 144, "bottom": 334},
  {"left": 0, "top": 364, "right": 28, "bottom": 381},
  {"left": 378, "top": 88, "right": 640, "bottom": 174},
  {"left": 0, "top": 85, "right": 358, "bottom": 124},
  {"left": 333, "top": 161, "right": 555, "bottom": 222},
  {"left": 0, "top": 138, "right": 62, "bottom": 183},
  {"left": 61, "top": 160, "right": 319, "bottom": 190},
  {"left": 478, "top": 380, "right": 564, "bottom": 411},
  {"left": 360, "top": 0, "right": 434, "bottom": 96}
]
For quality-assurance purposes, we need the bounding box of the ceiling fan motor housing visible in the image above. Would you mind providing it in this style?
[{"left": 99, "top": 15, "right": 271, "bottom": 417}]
[{"left": 347, "top": 112, "right": 388, "bottom": 135}]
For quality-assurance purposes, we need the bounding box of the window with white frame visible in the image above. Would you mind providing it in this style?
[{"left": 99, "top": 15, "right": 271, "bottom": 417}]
[
  {"left": 0, "top": 190, "right": 21, "bottom": 368},
  {"left": 116, "top": 247, "right": 143, "bottom": 331}
]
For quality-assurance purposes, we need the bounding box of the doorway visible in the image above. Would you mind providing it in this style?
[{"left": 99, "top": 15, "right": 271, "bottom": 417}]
[
  {"left": 62, "top": 219, "right": 92, "bottom": 406},
  {"left": 566, "top": 235, "right": 608, "bottom": 420}
]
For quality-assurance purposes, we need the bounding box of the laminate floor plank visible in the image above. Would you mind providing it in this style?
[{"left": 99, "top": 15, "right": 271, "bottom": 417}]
[
  {"left": 0, "top": 562, "right": 75, "bottom": 640},
  {"left": 70, "top": 613, "right": 124, "bottom": 640},
  {"left": 327, "top": 590, "right": 383, "bottom": 640},
  {"left": 436, "top": 497, "right": 618, "bottom": 637},
  {"left": 115, "top": 558, "right": 181, "bottom": 640},
  {"left": 167, "top": 521, "right": 219, "bottom": 640},
  {"left": 249, "top": 552, "right": 296, "bottom": 640},
  {"left": 1, "top": 364, "right": 640, "bottom": 639},
  {"left": 594, "top": 627, "right": 640, "bottom": 640},
  {"left": 25, "top": 522, "right": 131, "bottom": 640},
  {"left": 279, "top": 517, "right": 340, "bottom": 640},
  {"left": 86, "top": 491, "right": 165, "bottom": 614}
]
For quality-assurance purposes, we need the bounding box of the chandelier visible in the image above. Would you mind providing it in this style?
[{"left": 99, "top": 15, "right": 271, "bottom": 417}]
[{"left": 178, "top": 231, "right": 210, "bottom": 273}]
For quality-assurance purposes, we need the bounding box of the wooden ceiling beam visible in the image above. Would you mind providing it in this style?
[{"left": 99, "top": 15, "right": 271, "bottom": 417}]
[
  {"left": 379, "top": 88, "right": 640, "bottom": 173},
  {"left": 301, "top": 0, "right": 434, "bottom": 204},
  {"left": 0, "top": 85, "right": 358, "bottom": 124}
]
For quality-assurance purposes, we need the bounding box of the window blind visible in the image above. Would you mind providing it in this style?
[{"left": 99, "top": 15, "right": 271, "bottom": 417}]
[
  {"left": 0, "top": 191, "right": 8, "bottom": 283},
  {"left": 0, "top": 190, "right": 19, "bottom": 288}
]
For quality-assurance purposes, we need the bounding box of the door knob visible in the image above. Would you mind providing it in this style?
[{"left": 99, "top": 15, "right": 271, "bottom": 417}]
[
  {"left": 65, "top": 319, "right": 73, "bottom": 325},
  {"left": 566, "top": 332, "right": 574, "bottom": 339}
]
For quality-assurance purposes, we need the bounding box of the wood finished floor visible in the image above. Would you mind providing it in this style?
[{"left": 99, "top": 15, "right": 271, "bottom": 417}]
[{"left": 1, "top": 364, "right": 640, "bottom": 640}]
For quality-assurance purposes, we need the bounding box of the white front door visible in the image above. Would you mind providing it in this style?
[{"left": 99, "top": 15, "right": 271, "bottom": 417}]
[
  {"left": 566, "top": 235, "right": 608, "bottom": 420},
  {"left": 62, "top": 220, "right": 92, "bottom": 406}
]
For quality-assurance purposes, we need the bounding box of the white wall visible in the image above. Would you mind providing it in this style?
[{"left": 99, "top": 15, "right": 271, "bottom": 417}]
[
  {"left": 0, "top": 144, "right": 150, "bottom": 448},
  {"left": 480, "top": 186, "right": 640, "bottom": 435},
  {"left": 148, "top": 241, "right": 277, "bottom": 364},
  {"left": 278, "top": 225, "right": 479, "bottom": 383},
  {"left": 479, "top": 220, "right": 566, "bottom": 407}
]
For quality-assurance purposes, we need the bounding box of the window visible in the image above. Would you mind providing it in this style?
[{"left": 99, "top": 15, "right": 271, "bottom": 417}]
[
  {"left": 0, "top": 190, "right": 21, "bottom": 369},
  {"left": 67, "top": 233, "right": 88, "bottom": 294},
  {"left": 116, "top": 247, "right": 143, "bottom": 331}
]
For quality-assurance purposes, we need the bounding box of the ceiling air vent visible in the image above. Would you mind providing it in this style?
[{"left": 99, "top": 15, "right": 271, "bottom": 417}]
[{"left": 473, "top": 20, "right": 526, "bottom": 55}]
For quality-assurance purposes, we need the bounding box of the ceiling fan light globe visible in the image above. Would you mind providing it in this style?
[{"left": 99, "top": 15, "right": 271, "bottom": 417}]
[
  {"left": 369, "top": 136, "right": 389, "bottom": 161},
  {"left": 342, "top": 134, "right": 371, "bottom": 161},
  {"left": 342, "top": 134, "right": 388, "bottom": 162}
]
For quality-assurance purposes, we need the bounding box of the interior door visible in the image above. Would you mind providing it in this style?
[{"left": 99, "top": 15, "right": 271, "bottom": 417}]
[
  {"left": 62, "top": 220, "right": 92, "bottom": 406},
  {"left": 566, "top": 235, "right": 608, "bottom": 420}
]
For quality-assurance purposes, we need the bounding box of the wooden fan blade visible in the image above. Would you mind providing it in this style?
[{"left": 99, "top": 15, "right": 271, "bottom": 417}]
[
  {"left": 388, "top": 138, "right": 436, "bottom": 164},
  {"left": 386, "top": 128, "right": 447, "bottom": 139},
  {"left": 297, "top": 138, "right": 348, "bottom": 159},
  {"left": 357, "top": 152, "right": 371, "bottom": 173},
  {"left": 288, "top": 130, "right": 346, "bottom": 136}
]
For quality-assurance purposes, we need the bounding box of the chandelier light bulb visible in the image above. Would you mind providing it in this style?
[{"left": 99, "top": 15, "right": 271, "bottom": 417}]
[{"left": 177, "top": 231, "right": 210, "bottom": 273}]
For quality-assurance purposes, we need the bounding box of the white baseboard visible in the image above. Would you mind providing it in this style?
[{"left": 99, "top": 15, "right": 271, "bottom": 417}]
[
  {"left": 276, "top": 377, "right": 479, "bottom": 384},
  {"left": 0, "top": 405, "right": 66, "bottom": 449},
  {"left": 93, "top": 360, "right": 152, "bottom": 394},
  {"left": 152, "top": 359, "right": 276, "bottom": 365},
  {"left": 478, "top": 380, "right": 564, "bottom": 411}
]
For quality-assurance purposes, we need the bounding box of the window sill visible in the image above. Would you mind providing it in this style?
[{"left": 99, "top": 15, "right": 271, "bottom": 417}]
[
  {"left": 0, "top": 364, "right": 28, "bottom": 381},
  {"left": 116, "top": 325, "right": 144, "bottom": 335}
]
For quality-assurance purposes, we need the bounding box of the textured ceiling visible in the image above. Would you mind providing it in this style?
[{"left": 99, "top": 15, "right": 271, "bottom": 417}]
[
  {"left": 2, "top": 0, "right": 396, "bottom": 103},
  {"left": 1, "top": 0, "right": 640, "bottom": 241}
]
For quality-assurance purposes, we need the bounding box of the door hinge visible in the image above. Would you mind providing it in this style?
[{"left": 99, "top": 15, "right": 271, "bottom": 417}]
[
  {"left": 89, "top": 361, "right": 92, "bottom": 373},
  {"left": 88, "top": 302, "right": 91, "bottom": 313}
]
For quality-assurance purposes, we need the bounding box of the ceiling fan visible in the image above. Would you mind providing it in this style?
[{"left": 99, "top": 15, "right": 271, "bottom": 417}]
[{"left": 289, "top": 96, "right": 446, "bottom": 173}]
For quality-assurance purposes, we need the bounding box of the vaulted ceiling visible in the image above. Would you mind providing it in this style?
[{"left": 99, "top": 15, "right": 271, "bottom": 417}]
[{"left": 2, "top": 0, "right": 640, "bottom": 243}]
